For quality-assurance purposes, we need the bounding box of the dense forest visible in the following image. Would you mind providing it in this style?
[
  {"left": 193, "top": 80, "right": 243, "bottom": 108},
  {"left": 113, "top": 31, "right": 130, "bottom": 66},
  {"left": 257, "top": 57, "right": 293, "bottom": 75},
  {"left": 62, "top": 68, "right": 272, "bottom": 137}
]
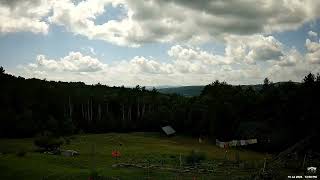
[
  {"left": 0, "top": 66, "right": 319, "bottom": 152},
  {"left": 158, "top": 86, "right": 204, "bottom": 96}
]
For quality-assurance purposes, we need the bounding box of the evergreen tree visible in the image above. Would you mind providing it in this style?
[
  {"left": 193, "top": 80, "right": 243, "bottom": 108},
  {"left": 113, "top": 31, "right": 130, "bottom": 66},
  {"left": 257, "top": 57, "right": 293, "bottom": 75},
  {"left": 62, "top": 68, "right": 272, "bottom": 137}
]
[{"left": 0, "top": 66, "right": 4, "bottom": 74}]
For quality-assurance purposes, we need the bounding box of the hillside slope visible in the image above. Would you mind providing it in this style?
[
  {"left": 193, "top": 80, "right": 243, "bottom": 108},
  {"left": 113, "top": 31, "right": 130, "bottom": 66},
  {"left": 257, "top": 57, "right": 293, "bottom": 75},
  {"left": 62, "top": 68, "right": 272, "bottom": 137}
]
[
  {"left": 0, "top": 132, "right": 269, "bottom": 180},
  {"left": 157, "top": 86, "right": 204, "bottom": 96}
]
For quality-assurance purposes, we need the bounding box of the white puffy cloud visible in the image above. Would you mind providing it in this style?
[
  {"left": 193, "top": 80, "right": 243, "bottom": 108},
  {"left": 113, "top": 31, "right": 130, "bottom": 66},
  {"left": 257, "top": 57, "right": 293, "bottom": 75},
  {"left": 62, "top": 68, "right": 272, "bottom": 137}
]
[
  {"left": 4, "top": 0, "right": 319, "bottom": 46},
  {"left": 128, "top": 56, "right": 174, "bottom": 74},
  {"left": 267, "top": 61, "right": 320, "bottom": 83},
  {"left": 224, "top": 35, "right": 284, "bottom": 64},
  {"left": 308, "top": 30, "right": 318, "bottom": 38},
  {"left": 266, "top": 38, "right": 320, "bottom": 82},
  {"left": 88, "top": 47, "right": 96, "bottom": 55},
  {"left": 166, "top": 45, "right": 235, "bottom": 74},
  {"left": 27, "top": 51, "right": 107, "bottom": 72},
  {"left": 13, "top": 49, "right": 268, "bottom": 86},
  {"left": 14, "top": 34, "right": 320, "bottom": 86},
  {"left": 121, "top": 0, "right": 320, "bottom": 46},
  {"left": 17, "top": 47, "right": 231, "bottom": 85},
  {"left": 48, "top": 0, "right": 142, "bottom": 47},
  {"left": 277, "top": 49, "right": 303, "bottom": 67},
  {"left": 0, "top": 0, "right": 52, "bottom": 34},
  {"left": 168, "top": 45, "right": 230, "bottom": 65},
  {"left": 4, "top": 0, "right": 320, "bottom": 86},
  {"left": 305, "top": 38, "right": 320, "bottom": 64}
]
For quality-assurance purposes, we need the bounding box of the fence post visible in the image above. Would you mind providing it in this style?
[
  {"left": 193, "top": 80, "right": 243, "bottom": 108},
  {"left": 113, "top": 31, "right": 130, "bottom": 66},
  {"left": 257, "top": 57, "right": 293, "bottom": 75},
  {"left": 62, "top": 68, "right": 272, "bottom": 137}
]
[{"left": 262, "top": 158, "right": 266, "bottom": 173}]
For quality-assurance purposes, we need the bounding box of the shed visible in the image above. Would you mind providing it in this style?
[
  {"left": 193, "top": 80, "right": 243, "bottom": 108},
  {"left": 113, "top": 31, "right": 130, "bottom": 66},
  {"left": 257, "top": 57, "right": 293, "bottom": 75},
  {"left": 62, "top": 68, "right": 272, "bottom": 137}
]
[{"left": 161, "top": 126, "right": 176, "bottom": 136}]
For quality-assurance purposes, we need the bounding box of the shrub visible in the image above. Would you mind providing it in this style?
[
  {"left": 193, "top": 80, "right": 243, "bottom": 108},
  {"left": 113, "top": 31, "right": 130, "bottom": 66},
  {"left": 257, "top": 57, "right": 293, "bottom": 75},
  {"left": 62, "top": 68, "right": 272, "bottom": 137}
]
[
  {"left": 88, "top": 170, "right": 108, "bottom": 180},
  {"left": 89, "top": 170, "right": 99, "bottom": 179},
  {"left": 1, "top": 150, "right": 12, "bottom": 154},
  {"left": 185, "top": 150, "right": 207, "bottom": 166},
  {"left": 78, "top": 129, "right": 85, "bottom": 134},
  {"left": 64, "top": 137, "right": 71, "bottom": 145},
  {"left": 34, "top": 135, "right": 63, "bottom": 151},
  {"left": 16, "top": 150, "right": 27, "bottom": 157}
]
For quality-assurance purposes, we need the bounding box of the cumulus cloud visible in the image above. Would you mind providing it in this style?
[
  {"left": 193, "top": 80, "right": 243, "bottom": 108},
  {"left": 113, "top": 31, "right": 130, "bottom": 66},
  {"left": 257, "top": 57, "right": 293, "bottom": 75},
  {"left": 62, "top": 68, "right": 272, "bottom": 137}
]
[
  {"left": 265, "top": 38, "right": 320, "bottom": 82},
  {"left": 224, "top": 35, "right": 284, "bottom": 64},
  {"left": 48, "top": 0, "right": 141, "bottom": 47},
  {"left": 17, "top": 46, "right": 233, "bottom": 85},
  {"left": 305, "top": 38, "right": 320, "bottom": 64},
  {"left": 120, "top": 0, "right": 320, "bottom": 46},
  {"left": 62, "top": 0, "right": 320, "bottom": 45},
  {"left": 4, "top": 0, "right": 320, "bottom": 86},
  {"left": 3, "top": 0, "right": 319, "bottom": 46},
  {"left": 88, "top": 47, "right": 96, "bottom": 55},
  {"left": 128, "top": 56, "right": 174, "bottom": 74},
  {"left": 168, "top": 45, "right": 230, "bottom": 65},
  {"left": 14, "top": 34, "right": 320, "bottom": 86},
  {"left": 27, "top": 51, "right": 107, "bottom": 72},
  {"left": 308, "top": 31, "right": 318, "bottom": 38},
  {"left": 277, "top": 49, "right": 303, "bottom": 67},
  {"left": 267, "top": 61, "right": 320, "bottom": 83},
  {"left": 0, "top": 0, "right": 52, "bottom": 34}
]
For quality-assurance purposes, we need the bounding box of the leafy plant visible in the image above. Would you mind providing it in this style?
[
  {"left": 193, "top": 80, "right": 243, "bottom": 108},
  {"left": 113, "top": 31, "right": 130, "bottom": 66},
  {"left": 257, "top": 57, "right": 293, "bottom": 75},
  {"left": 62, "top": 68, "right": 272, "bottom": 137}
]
[
  {"left": 64, "top": 137, "right": 71, "bottom": 145},
  {"left": 88, "top": 170, "right": 109, "bottom": 180},
  {"left": 185, "top": 150, "right": 206, "bottom": 166},
  {"left": 34, "top": 133, "right": 63, "bottom": 151},
  {"left": 88, "top": 170, "right": 99, "bottom": 180},
  {"left": 16, "top": 150, "right": 27, "bottom": 157}
]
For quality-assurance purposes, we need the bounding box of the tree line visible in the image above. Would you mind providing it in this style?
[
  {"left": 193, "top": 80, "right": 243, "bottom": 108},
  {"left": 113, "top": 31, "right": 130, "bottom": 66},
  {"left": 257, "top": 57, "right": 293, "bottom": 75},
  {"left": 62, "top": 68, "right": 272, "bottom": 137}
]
[{"left": 0, "top": 66, "right": 319, "bottom": 151}]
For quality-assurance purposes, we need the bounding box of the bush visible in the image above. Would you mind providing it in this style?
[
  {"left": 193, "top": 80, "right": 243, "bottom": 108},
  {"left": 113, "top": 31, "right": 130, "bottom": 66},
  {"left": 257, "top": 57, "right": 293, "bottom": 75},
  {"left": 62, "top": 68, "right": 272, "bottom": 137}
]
[
  {"left": 89, "top": 170, "right": 99, "bottom": 179},
  {"left": 64, "top": 137, "right": 71, "bottom": 145},
  {"left": 16, "top": 150, "right": 27, "bottom": 157},
  {"left": 88, "top": 170, "right": 109, "bottom": 180},
  {"left": 185, "top": 150, "right": 206, "bottom": 166},
  {"left": 78, "top": 129, "right": 85, "bottom": 134},
  {"left": 34, "top": 134, "right": 63, "bottom": 151}
]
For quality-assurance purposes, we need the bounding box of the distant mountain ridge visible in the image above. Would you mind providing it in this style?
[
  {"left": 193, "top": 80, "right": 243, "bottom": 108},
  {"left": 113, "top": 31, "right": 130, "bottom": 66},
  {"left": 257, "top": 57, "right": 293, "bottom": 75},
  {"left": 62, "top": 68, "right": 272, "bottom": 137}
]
[
  {"left": 157, "top": 81, "right": 300, "bottom": 96},
  {"left": 157, "top": 86, "right": 205, "bottom": 96}
]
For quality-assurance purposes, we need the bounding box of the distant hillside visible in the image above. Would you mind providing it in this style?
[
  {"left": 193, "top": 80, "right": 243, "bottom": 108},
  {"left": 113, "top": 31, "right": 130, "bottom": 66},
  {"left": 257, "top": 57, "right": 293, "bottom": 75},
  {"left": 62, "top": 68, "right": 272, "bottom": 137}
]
[
  {"left": 240, "top": 84, "right": 263, "bottom": 91},
  {"left": 157, "top": 86, "right": 205, "bottom": 96},
  {"left": 157, "top": 82, "right": 300, "bottom": 96}
]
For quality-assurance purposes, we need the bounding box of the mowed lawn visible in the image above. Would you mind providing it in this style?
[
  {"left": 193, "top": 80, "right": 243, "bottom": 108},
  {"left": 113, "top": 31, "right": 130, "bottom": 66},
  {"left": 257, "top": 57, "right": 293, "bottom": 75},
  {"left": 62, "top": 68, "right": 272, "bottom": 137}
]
[{"left": 0, "top": 132, "right": 269, "bottom": 180}]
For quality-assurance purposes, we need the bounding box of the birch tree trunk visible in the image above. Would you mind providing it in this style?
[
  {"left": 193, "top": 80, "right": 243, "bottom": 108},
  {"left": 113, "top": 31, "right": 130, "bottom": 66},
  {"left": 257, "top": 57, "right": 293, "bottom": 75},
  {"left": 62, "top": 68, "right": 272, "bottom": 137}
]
[
  {"left": 129, "top": 105, "right": 132, "bottom": 122},
  {"left": 98, "top": 104, "right": 101, "bottom": 121},
  {"left": 137, "top": 98, "right": 140, "bottom": 120},
  {"left": 142, "top": 103, "right": 145, "bottom": 119},
  {"left": 148, "top": 104, "right": 151, "bottom": 113},
  {"left": 81, "top": 104, "right": 85, "bottom": 119},
  {"left": 87, "top": 100, "right": 90, "bottom": 124},
  {"left": 122, "top": 104, "right": 125, "bottom": 122},
  {"left": 90, "top": 98, "right": 93, "bottom": 122},
  {"left": 68, "top": 96, "right": 73, "bottom": 118}
]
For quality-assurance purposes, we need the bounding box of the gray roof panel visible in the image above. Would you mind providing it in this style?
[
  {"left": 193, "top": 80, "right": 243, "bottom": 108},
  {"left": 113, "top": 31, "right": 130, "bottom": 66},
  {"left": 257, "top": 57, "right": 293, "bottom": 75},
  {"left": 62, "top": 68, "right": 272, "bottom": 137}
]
[{"left": 162, "top": 126, "right": 176, "bottom": 135}]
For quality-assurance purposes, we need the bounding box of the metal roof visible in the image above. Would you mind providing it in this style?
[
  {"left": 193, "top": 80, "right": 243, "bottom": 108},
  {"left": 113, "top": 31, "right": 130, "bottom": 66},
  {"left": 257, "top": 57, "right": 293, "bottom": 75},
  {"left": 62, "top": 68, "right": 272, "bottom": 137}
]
[{"left": 161, "top": 126, "right": 176, "bottom": 135}]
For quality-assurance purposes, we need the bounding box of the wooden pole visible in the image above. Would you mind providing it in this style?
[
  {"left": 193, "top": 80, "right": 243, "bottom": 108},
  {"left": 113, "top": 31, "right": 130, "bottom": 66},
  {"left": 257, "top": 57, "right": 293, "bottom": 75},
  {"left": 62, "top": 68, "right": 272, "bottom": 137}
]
[
  {"left": 91, "top": 143, "right": 96, "bottom": 172},
  {"left": 147, "top": 159, "right": 150, "bottom": 179},
  {"left": 302, "top": 153, "right": 307, "bottom": 169},
  {"left": 262, "top": 158, "right": 266, "bottom": 173},
  {"left": 179, "top": 153, "right": 182, "bottom": 169}
]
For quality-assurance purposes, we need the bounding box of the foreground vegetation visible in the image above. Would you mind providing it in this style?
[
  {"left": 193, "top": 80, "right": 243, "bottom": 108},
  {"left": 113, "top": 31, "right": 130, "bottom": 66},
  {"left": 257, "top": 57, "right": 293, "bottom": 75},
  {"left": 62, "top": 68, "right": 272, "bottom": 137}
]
[
  {"left": 1, "top": 132, "right": 276, "bottom": 180},
  {"left": 1, "top": 66, "right": 320, "bottom": 153},
  {"left": 0, "top": 66, "right": 319, "bottom": 179}
]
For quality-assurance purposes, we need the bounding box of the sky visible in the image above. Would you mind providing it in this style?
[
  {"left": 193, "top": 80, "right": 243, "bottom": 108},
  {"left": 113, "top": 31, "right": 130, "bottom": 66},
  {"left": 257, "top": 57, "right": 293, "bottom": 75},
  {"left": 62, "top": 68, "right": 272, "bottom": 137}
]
[{"left": 0, "top": 0, "right": 320, "bottom": 86}]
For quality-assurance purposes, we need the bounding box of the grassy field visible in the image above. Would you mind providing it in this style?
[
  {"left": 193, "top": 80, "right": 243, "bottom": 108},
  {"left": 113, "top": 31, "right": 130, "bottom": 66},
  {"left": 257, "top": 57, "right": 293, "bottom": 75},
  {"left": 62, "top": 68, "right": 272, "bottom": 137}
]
[{"left": 0, "top": 132, "right": 273, "bottom": 180}]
